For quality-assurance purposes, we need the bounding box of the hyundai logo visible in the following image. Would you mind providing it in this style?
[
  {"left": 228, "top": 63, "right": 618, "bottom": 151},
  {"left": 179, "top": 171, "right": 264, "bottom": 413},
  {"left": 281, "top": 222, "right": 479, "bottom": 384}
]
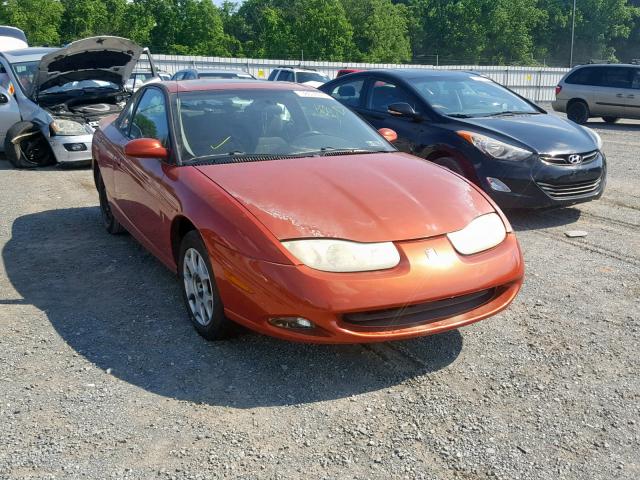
[{"left": 568, "top": 154, "right": 582, "bottom": 164}]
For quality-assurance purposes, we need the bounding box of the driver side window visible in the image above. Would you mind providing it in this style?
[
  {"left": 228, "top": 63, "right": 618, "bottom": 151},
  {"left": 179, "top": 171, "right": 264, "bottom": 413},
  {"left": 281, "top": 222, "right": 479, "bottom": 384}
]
[
  {"left": 130, "top": 88, "right": 169, "bottom": 146},
  {"left": 368, "top": 81, "right": 420, "bottom": 115}
]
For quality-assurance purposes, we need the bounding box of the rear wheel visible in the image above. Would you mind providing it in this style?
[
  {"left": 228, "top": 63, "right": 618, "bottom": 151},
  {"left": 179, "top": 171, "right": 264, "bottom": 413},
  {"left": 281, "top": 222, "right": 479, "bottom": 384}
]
[
  {"left": 4, "top": 122, "right": 55, "bottom": 168},
  {"left": 567, "top": 101, "right": 589, "bottom": 125},
  {"left": 96, "top": 167, "right": 126, "bottom": 234},
  {"left": 602, "top": 116, "right": 619, "bottom": 124},
  {"left": 179, "top": 230, "right": 235, "bottom": 341}
]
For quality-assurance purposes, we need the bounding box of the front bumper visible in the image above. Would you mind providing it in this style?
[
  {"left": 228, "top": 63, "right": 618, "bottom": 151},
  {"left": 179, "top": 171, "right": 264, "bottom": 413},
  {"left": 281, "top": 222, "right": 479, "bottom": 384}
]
[
  {"left": 207, "top": 232, "right": 524, "bottom": 344},
  {"left": 47, "top": 133, "right": 93, "bottom": 166},
  {"left": 477, "top": 151, "right": 606, "bottom": 209}
]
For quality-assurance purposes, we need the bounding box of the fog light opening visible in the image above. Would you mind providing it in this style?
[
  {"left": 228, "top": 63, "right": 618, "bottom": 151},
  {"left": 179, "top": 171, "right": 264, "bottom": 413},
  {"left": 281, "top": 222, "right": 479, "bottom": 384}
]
[
  {"left": 269, "top": 317, "right": 315, "bottom": 329},
  {"left": 63, "top": 143, "right": 88, "bottom": 152},
  {"left": 487, "top": 177, "right": 511, "bottom": 192}
]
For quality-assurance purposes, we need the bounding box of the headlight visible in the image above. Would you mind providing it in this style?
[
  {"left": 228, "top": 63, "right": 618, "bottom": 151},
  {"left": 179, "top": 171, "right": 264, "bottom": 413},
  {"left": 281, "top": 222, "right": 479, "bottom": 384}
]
[
  {"left": 458, "top": 131, "right": 532, "bottom": 161},
  {"left": 50, "top": 118, "right": 89, "bottom": 136},
  {"left": 582, "top": 126, "right": 603, "bottom": 150},
  {"left": 447, "top": 213, "right": 506, "bottom": 255},
  {"left": 282, "top": 239, "right": 400, "bottom": 272}
]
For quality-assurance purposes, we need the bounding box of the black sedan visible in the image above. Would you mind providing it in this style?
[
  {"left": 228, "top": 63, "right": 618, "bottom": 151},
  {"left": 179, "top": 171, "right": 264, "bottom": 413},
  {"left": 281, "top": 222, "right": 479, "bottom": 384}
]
[{"left": 319, "top": 70, "right": 606, "bottom": 208}]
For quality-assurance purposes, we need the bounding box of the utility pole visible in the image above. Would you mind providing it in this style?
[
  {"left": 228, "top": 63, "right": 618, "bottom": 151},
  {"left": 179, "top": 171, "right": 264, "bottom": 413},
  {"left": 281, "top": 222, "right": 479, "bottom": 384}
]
[{"left": 570, "top": 0, "right": 577, "bottom": 67}]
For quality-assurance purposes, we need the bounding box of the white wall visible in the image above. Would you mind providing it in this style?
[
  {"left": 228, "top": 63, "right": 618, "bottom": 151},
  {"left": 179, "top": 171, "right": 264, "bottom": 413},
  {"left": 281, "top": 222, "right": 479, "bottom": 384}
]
[{"left": 147, "top": 54, "right": 569, "bottom": 102}]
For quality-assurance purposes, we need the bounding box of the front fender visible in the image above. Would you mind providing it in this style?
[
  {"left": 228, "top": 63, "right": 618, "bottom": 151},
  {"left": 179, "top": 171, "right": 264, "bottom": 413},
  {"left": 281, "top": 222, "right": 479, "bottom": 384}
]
[{"left": 165, "top": 166, "right": 293, "bottom": 266}]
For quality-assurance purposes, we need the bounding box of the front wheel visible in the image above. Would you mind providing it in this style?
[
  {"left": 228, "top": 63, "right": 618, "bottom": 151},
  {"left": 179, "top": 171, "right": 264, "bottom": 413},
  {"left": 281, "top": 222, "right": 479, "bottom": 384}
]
[
  {"left": 434, "top": 156, "right": 466, "bottom": 177},
  {"left": 179, "top": 230, "right": 235, "bottom": 341},
  {"left": 4, "top": 122, "right": 55, "bottom": 168}
]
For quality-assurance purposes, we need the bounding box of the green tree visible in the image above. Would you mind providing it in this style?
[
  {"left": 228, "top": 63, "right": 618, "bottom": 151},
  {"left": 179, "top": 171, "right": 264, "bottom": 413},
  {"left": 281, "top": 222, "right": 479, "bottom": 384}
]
[
  {"left": 0, "top": 0, "right": 63, "bottom": 45},
  {"left": 342, "top": 0, "right": 412, "bottom": 62},
  {"left": 142, "top": 0, "right": 230, "bottom": 56},
  {"left": 59, "top": 0, "right": 128, "bottom": 43}
]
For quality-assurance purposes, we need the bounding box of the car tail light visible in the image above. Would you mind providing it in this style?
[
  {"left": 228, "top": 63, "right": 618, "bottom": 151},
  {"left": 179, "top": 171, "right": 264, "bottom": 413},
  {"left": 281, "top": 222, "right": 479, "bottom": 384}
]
[{"left": 555, "top": 85, "right": 562, "bottom": 96}]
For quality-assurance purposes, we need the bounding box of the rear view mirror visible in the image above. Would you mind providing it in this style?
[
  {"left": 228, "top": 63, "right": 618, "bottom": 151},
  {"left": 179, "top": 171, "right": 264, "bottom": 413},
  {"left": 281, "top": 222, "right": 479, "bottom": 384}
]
[
  {"left": 388, "top": 102, "right": 420, "bottom": 120},
  {"left": 124, "top": 138, "right": 169, "bottom": 159},
  {"left": 378, "top": 128, "right": 398, "bottom": 143}
]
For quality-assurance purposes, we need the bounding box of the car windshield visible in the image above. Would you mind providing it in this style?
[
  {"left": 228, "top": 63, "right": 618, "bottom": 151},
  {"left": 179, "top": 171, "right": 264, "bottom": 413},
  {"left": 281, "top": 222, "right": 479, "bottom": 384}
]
[
  {"left": 413, "top": 76, "right": 539, "bottom": 117},
  {"left": 9, "top": 60, "right": 39, "bottom": 93},
  {"left": 297, "top": 72, "right": 329, "bottom": 84},
  {"left": 176, "top": 89, "right": 395, "bottom": 162}
]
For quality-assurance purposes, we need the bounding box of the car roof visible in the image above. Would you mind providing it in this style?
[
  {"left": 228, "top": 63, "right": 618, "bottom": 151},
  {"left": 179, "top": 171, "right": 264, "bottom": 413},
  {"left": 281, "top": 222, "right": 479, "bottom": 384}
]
[
  {"left": 572, "top": 63, "right": 640, "bottom": 68},
  {"left": 346, "top": 68, "right": 482, "bottom": 80},
  {"left": 161, "top": 79, "right": 317, "bottom": 93},
  {"left": 1, "top": 47, "right": 58, "bottom": 63},
  {"left": 177, "top": 68, "right": 251, "bottom": 74}
]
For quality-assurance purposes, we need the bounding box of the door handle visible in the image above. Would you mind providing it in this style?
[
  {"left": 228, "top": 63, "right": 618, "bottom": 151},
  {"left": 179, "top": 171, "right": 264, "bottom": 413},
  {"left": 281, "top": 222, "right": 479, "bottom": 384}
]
[
  {"left": 628, "top": 94, "right": 635, "bottom": 99},
  {"left": 616, "top": 93, "right": 624, "bottom": 98}
]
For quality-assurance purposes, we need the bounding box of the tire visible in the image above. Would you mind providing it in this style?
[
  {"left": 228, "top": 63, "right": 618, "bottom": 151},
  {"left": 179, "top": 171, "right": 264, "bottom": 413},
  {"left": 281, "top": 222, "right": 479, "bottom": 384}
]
[
  {"left": 179, "top": 230, "right": 235, "bottom": 341},
  {"left": 602, "top": 116, "right": 619, "bottom": 124},
  {"left": 566, "top": 101, "right": 589, "bottom": 125},
  {"left": 434, "top": 156, "right": 466, "bottom": 177},
  {"left": 96, "top": 167, "right": 126, "bottom": 235},
  {"left": 4, "top": 121, "right": 55, "bottom": 168}
]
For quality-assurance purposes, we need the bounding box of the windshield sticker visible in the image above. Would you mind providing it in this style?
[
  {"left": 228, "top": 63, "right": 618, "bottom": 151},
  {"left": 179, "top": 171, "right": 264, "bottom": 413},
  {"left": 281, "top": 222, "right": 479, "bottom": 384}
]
[
  {"left": 294, "top": 90, "right": 332, "bottom": 99},
  {"left": 470, "top": 76, "right": 492, "bottom": 82}
]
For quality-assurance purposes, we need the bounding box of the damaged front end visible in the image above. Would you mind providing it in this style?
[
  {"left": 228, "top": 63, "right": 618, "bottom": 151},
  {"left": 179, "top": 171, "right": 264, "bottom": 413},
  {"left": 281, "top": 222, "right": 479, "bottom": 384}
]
[{"left": 40, "top": 89, "right": 130, "bottom": 159}]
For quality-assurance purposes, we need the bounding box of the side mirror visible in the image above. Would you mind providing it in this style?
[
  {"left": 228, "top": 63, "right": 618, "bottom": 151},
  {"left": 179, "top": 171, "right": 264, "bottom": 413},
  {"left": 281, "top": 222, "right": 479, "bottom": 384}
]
[
  {"left": 388, "top": 102, "right": 420, "bottom": 120},
  {"left": 124, "top": 138, "right": 169, "bottom": 159},
  {"left": 0, "top": 93, "right": 9, "bottom": 104},
  {"left": 378, "top": 128, "right": 398, "bottom": 143}
]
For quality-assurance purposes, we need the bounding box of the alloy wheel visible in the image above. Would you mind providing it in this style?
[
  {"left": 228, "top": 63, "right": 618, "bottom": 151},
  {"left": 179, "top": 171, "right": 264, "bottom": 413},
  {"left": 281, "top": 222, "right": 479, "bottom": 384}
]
[{"left": 183, "top": 248, "right": 215, "bottom": 326}]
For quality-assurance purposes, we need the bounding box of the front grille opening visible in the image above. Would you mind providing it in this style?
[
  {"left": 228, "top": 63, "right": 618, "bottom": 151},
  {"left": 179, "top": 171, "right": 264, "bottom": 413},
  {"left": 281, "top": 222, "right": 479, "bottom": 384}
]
[
  {"left": 342, "top": 288, "right": 496, "bottom": 329},
  {"left": 537, "top": 176, "right": 602, "bottom": 199},
  {"left": 539, "top": 150, "right": 599, "bottom": 166}
]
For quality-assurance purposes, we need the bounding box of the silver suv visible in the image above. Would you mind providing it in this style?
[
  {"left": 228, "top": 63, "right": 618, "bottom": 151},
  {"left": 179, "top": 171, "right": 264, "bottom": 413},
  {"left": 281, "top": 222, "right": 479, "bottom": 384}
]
[
  {"left": 552, "top": 64, "right": 640, "bottom": 124},
  {"left": 267, "top": 67, "right": 330, "bottom": 87}
]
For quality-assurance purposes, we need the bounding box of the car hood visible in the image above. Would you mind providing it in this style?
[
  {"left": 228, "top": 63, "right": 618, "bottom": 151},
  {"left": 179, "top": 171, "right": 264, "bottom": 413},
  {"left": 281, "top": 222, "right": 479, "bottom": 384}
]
[
  {"left": 460, "top": 113, "right": 598, "bottom": 154},
  {"left": 34, "top": 36, "right": 143, "bottom": 94},
  {"left": 196, "top": 152, "right": 494, "bottom": 242}
]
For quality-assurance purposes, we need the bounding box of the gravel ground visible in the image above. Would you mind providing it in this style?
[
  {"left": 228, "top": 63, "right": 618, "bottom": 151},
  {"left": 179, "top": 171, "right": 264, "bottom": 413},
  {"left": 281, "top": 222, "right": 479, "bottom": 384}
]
[{"left": 0, "top": 112, "right": 638, "bottom": 480}]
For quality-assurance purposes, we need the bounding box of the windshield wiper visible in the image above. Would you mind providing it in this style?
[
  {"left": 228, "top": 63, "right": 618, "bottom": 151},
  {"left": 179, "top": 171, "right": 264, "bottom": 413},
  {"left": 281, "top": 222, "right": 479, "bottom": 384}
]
[
  {"left": 310, "top": 148, "right": 391, "bottom": 156},
  {"left": 447, "top": 113, "right": 475, "bottom": 118},
  {"left": 482, "top": 110, "right": 540, "bottom": 117}
]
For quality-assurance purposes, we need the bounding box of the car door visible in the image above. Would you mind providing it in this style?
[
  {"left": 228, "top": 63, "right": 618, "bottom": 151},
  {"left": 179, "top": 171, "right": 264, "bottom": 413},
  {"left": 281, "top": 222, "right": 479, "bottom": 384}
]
[
  {"left": 590, "top": 66, "right": 633, "bottom": 118},
  {"left": 627, "top": 68, "right": 640, "bottom": 119},
  {"left": 360, "top": 79, "right": 427, "bottom": 155},
  {"left": 112, "top": 87, "right": 176, "bottom": 262},
  {"left": 0, "top": 60, "right": 22, "bottom": 145}
]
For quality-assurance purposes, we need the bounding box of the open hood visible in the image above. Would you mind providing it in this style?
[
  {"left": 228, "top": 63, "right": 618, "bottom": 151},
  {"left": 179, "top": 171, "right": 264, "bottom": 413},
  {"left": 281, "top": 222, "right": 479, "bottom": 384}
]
[{"left": 34, "top": 36, "right": 143, "bottom": 94}]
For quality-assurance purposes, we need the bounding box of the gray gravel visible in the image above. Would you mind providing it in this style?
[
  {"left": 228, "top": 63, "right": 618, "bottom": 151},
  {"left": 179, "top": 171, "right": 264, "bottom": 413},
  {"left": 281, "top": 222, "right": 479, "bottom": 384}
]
[{"left": 0, "top": 113, "right": 639, "bottom": 479}]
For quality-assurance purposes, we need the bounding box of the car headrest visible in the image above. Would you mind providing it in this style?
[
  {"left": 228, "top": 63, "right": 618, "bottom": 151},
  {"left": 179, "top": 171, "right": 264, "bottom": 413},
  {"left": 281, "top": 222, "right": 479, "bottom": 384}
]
[{"left": 337, "top": 85, "right": 356, "bottom": 97}]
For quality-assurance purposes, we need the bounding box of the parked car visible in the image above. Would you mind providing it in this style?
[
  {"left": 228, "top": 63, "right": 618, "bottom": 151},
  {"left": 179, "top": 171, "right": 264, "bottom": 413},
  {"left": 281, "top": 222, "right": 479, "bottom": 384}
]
[
  {"left": 336, "top": 68, "right": 362, "bottom": 78},
  {"left": 92, "top": 80, "right": 524, "bottom": 343},
  {"left": 552, "top": 63, "right": 640, "bottom": 124},
  {"left": 0, "top": 26, "right": 28, "bottom": 51},
  {"left": 171, "top": 69, "right": 255, "bottom": 81},
  {"left": 320, "top": 69, "right": 606, "bottom": 209},
  {"left": 126, "top": 70, "right": 171, "bottom": 92},
  {"left": 0, "top": 36, "right": 149, "bottom": 168},
  {"left": 267, "top": 66, "right": 330, "bottom": 88}
]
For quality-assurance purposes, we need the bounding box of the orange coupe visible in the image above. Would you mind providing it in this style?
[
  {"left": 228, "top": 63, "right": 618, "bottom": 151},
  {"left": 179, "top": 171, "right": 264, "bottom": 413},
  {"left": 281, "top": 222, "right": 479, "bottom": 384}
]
[{"left": 92, "top": 80, "right": 524, "bottom": 343}]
